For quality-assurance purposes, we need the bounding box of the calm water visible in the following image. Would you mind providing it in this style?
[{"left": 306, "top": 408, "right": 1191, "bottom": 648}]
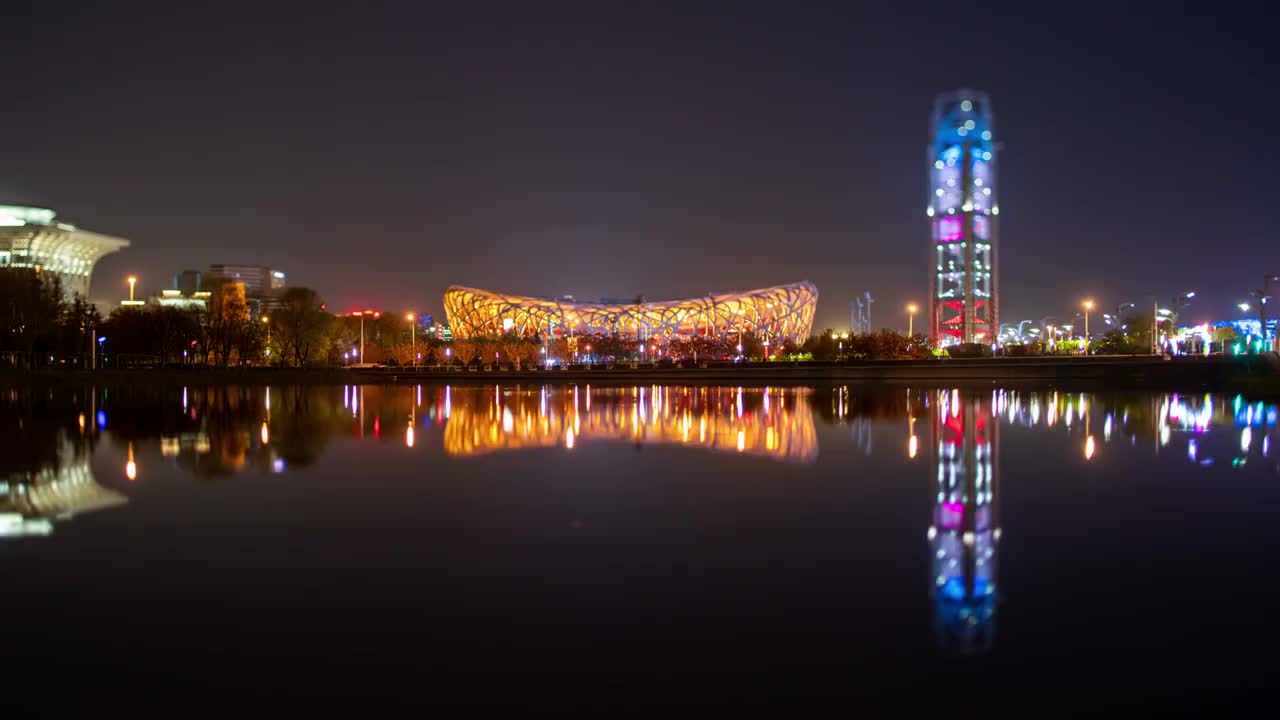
[{"left": 3, "top": 382, "right": 1279, "bottom": 696}]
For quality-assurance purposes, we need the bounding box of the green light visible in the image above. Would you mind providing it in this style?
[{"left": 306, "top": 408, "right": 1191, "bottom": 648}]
[{"left": 0, "top": 205, "right": 55, "bottom": 226}]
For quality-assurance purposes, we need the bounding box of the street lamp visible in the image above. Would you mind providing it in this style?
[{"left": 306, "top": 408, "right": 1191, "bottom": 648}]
[
  {"left": 906, "top": 304, "right": 918, "bottom": 337},
  {"left": 261, "top": 315, "right": 270, "bottom": 361},
  {"left": 1239, "top": 303, "right": 1251, "bottom": 313},
  {"left": 1082, "top": 300, "right": 1094, "bottom": 354},
  {"left": 737, "top": 308, "right": 745, "bottom": 361},
  {"left": 352, "top": 312, "right": 365, "bottom": 363},
  {"left": 405, "top": 313, "right": 416, "bottom": 367},
  {"left": 127, "top": 275, "right": 137, "bottom": 302}
]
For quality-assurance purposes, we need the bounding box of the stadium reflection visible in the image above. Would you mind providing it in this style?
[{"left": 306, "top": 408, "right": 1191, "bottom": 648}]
[
  {"left": 442, "top": 385, "right": 818, "bottom": 461},
  {"left": 4, "top": 382, "right": 1280, "bottom": 677}
]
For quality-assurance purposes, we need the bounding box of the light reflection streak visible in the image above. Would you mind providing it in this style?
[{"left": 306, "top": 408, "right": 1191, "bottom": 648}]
[{"left": 443, "top": 385, "right": 817, "bottom": 462}]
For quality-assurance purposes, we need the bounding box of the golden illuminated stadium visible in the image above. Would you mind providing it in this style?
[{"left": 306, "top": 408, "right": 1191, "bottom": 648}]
[{"left": 443, "top": 281, "right": 818, "bottom": 343}]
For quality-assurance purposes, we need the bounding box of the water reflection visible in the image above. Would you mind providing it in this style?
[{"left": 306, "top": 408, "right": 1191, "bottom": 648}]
[
  {"left": 1, "top": 391, "right": 124, "bottom": 537},
  {"left": 971, "top": 389, "right": 1276, "bottom": 470},
  {"left": 927, "top": 389, "right": 999, "bottom": 656},
  {"left": 4, "top": 381, "right": 1280, "bottom": 676},
  {"left": 442, "top": 385, "right": 818, "bottom": 461},
  {"left": 1, "top": 384, "right": 1276, "bottom": 550}
]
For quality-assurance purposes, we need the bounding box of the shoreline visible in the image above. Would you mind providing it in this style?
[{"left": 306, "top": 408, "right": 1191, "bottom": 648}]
[{"left": 4, "top": 355, "right": 1278, "bottom": 396}]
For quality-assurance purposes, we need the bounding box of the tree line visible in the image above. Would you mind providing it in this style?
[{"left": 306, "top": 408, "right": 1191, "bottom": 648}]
[{"left": 3, "top": 267, "right": 936, "bottom": 369}]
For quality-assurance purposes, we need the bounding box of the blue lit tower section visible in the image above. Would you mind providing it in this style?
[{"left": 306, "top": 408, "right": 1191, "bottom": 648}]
[
  {"left": 928, "top": 388, "right": 1000, "bottom": 655},
  {"left": 928, "top": 90, "right": 998, "bottom": 347}
]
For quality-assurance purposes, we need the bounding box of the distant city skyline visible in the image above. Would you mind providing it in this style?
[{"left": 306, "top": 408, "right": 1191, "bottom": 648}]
[{"left": 3, "top": 3, "right": 1273, "bottom": 331}]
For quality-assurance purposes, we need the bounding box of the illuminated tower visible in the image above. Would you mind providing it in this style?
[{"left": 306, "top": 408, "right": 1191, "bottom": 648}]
[
  {"left": 928, "top": 389, "right": 1000, "bottom": 655},
  {"left": 928, "top": 90, "right": 998, "bottom": 347}
]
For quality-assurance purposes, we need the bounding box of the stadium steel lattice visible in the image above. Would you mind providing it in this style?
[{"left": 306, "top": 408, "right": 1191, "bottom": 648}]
[{"left": 443, "top": 281, "right": 818, "bottom": 344}]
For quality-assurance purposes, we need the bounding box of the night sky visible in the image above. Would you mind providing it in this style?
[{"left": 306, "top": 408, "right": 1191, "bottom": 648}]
[{"left": 4, "top": 2, "right": 1274, "bottom": 331}]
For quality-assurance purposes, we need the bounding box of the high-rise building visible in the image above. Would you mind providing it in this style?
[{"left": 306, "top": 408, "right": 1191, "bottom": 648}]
[
  {"left": 175, "top": 269, "right": 202, "bottom": 296},
  {"left": 0, "top": 205, "right": 129, "bottom": 300},
  {"left": 928, "top": 90, "right": 998, "bottom": 347},
  {"left": 206, "top": 264, "right": 285, "bottom": 298}
]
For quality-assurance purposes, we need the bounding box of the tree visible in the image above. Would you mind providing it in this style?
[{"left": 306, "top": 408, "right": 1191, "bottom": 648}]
[
  {"left": 868, "top": 330, "right": 907, "bottom": 359},
  {"left": 59, "top": 294, "right": 103, "bottom": 358},
  {"left": 497, "top": 335, "right": 526, "bottom": 367},
  {"left": 1092, "top": 329, "right": 1146, "bottom": 355},
  {"left": 272, "top": 287, "right": 330, "bottom": 367},
  {"left": 905, "top": 333, "right": 931, "bottom": 359},
  {"left": 800, "top": 330, "right": 840, "bottom": 361},
  {"left": 450, "top": 339, "right": 482, "bottom": 367},
  {"left": 387, "top": 341, "right": 435, "bottom": 366},
  {"left": 0, "top": 269, "right": 65, "bottom": 354},
  {"left": 513, "top": 339, "right": 540, "bottom": 368},
  {"left": 197, "top": 277, "right": 254, "bottom": 367}
]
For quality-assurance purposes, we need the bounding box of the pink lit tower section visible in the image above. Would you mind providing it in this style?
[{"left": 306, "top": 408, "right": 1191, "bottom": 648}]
[{"left": 928, "top": 90, "right": 998, "bottom": 347}]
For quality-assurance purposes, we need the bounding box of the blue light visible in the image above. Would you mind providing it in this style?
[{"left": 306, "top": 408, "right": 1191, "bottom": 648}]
[
  {"left": 941, "top": 577, "right": 993, "bottom": 601},
  {"left": 97, "top": 336, "right": 106, "bottom": 344},
  {"left": 942, "top": 577, "right": 966, "bottom": 600},
  {"left": 95, "top": 410, "right": 107, "bottom": 429}
]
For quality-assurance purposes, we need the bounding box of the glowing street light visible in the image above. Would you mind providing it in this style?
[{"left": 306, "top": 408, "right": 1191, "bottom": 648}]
[
  {"left": 906, "top": 304, "right": 918, "bottom": 337},
  {"left": 127, "top": 275, "right": 137, "bottom": 302},
  {"left": 1082, "top": 299, "right": 1094, "bottom": 354},
  {"left": 125, "top": 442, "right": 137, "bottom": 481},
  {"left": 406, "top": 313, "right": 416, "bottom": 367},
  {"left": 261, "top": 315, "right": 271, "bottom": 359},
  {"left": 350, "top": 311, "right": 368, "bottom": 363},
  {"left": 1239, "top": 303, "right": 1251, "bottom": 313}
]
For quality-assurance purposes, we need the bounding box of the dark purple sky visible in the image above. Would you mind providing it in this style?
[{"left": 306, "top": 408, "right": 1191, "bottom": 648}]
[{"left": 3, "top": 2, "right": 1274, "bottom": 331}]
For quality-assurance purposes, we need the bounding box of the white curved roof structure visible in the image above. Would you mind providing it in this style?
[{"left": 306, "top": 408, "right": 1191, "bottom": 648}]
[{"left": 0, "top": 205, "right": 129, "bottom": 299}]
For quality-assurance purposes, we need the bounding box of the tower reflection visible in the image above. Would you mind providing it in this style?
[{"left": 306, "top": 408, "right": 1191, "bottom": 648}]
[
  {"left": 443, "top": 385, "right": 818, "bottom": 462},
  {"left": 928, "top": 388, "right": 999, "bottom": 655}
]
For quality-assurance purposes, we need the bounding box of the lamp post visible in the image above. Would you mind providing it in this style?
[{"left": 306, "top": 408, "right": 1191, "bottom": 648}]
[
  {"left": 127, "top": 275, "right": 137, "bottom": 302},
  {"left": 261, "top": 315, "right": 270, "bottom": 362},
  {"left": 406, "top": 313, "right": 416, "bottom": 367},
  {"left": 350, "top": 312, "right": 366, "bottom": 363},
  {"left": 737, "top": 308, "right": 744, "bottom": 362},
  {"left": 906, "top": 304, "right": 918, "bottom": 338},
  {"left": 1082, "top": 300, "right": 1094, "bottom": 355}
]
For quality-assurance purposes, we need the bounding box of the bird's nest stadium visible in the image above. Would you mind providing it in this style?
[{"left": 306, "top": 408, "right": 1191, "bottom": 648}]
[{"left": 443, "top": 282, "right": 818, "bottom": 344}]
